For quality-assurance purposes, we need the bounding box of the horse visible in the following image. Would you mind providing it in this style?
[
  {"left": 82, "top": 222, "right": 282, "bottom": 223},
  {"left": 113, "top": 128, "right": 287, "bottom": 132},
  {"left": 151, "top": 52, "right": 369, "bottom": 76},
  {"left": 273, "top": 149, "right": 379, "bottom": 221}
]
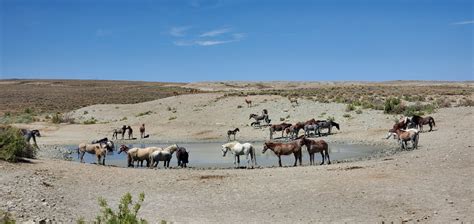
[
  {"left": 91, "top": 138, "right": 114, "bottom": 151},
  {"left": 20, "top": 129, "right": 41, "bottom": 148},
  {"left": 285, "top": 122, "right": 305, "bottom": 139},
  {"left": 262, "top": 139, "right": 304, "bottom": 167},
  {"left": 316, "top": 120, "right": 340, "bottom": 135},
  {"left": 245, "top": 98, "right": 252, "bottom": 108},
  {"left": 304, "top": 118, "right": 320, "bottom": 126},
  {"left": 304, "top": 124, "right": 321, "bottom": 137},
  {"left": 388, "top": 128, "right": 419, "bottom": 150},
  {"left": 269, "top": 123, "right": 292, "bottom": 139},
  {"left": 249, "top": 113, "right": 271, "bottom": 125},
  {"left": 127, "top": 126, "right": 133, "bottom": 139},
  {"left": 149, "top": 144, "right": 179, "bottom": 168},
  {"left": 112, "top": 125, "right": 127, "bottom": 140},
  {"left": 77, "top": 142, "right": 112, "bottom": 165},
  {"left": 301, "top": 137, "right": 330, "bottom": 165},
  {"left": 119, "top": 145, "right": 159, "bottom": 167},
  {"left": 139, "top": 124, "right": 146, "bottom": 139},
  {"left": 288, "top": 97, "right": 298, "bottom": 106},
  {"left": 221, "top": 141, "right": 257, "bottom": 168},
  {"left": 410, "top": 115, "right": 436, "bottom": 132},
  {"left": 176, "top": 146, "right": 189, "bottom": 168},
  {"left": 227, "top": 128, "right": 240, "bottom": 141}
]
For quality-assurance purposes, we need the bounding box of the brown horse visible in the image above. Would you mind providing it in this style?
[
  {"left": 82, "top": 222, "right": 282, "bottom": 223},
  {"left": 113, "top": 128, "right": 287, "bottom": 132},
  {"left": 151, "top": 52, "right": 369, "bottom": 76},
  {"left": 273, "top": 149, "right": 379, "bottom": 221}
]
[
  {"left": 269, "top": 122, "right": 292, "bottom": 139},
  {"left": 77, "top": 143, "right": 108, "bottom": 165},
  {"left": 119, "top": 145, "right": 159, "bottom": 167},
  {"left": 245, "top": 98, "right": 252, "bottom": 108},
  {"left": 285, "top": 122, "right": 305, "bottom": 139},
  {"left": 139, "top": 124, "right": 145, "bottom": 138},
  {"left": 389, "top": 128, "right": 419, "bottom": 150},
  {"left": 301, "top": 137, "right": 330, "bottom": 165},
  {"left": 262, "top": 139, "right": 304, "bottom": 167},
  {"left": 410, "top": 115, "right": 436, "bottom": 132}
]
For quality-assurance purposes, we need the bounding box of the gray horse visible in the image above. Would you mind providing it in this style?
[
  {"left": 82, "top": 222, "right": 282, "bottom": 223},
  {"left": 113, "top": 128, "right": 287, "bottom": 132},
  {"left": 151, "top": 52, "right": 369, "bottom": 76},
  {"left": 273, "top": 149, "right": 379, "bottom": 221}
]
[{"left": 304, "top": 124, "right": 321, "bottom": 137}]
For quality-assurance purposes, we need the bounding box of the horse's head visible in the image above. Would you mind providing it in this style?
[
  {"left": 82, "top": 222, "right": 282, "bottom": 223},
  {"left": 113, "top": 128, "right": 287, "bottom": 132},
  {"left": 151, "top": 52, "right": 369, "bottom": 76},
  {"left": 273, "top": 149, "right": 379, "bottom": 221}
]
[
  {"left": 33, "top": 130, "right": 41, "bottom": 137},
  {"left": 333, "top": 122, "right": 340, "bottom": 130},
  {"left": 262, "top": 142, "right": 270, "bottom": 154},
  {"left": 221, "top": 145, "right": 230, "bottom": 157},
  {"left": 118, "top": 145, "right": 129, "bottom": 154},
  {"left": 105, "top": 141, "right": 115, "bottom": 152},
  {"left": 249, "top": 114, "right": 256, "bottom": 119}
]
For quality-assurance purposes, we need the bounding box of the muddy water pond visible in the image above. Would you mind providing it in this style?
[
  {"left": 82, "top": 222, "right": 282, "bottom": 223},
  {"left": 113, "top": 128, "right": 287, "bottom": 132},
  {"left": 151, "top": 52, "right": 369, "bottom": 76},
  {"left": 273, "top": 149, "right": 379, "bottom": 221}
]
[{"left": 69, "top": 142, "right": 386, "bottom": 169}]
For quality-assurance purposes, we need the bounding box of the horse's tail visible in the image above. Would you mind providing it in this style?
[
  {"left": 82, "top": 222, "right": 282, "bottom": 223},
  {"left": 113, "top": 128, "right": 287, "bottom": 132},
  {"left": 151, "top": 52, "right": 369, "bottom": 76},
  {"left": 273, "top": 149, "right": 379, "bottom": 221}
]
[
  {"left": 77, "top": 147, "right": 80, "bottom": 159},
  {"left": 430, "top": 117, "right": 436, "bottom": 127}
]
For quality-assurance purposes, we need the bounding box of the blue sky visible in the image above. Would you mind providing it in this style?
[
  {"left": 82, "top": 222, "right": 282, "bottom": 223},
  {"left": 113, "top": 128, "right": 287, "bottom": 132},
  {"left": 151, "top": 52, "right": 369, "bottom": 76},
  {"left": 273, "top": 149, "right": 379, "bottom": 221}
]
[{"left": 1, "top": 0, "right": 472, "bottom": 82}]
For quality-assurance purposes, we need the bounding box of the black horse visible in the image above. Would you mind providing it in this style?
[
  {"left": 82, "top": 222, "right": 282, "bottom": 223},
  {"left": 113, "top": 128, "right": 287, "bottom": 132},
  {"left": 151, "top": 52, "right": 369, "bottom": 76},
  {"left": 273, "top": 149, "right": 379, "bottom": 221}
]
[
  {"left": 91, "top": 137, "right": 114, "bottom": 152},
  {"left": 176, "top": 146, "right": 189, "bottom": 168},
  {"left": 316, "top": 121, "right": 340, "bottom": 135},
  {"left": 20, "top": 129, "right": 41, "bottom": 148},
  {"left": 410, "top": 115, "right": 436, "bottom": 132},
  {"left": 227, "top": 128, "right": 240, "bottom": 141}
]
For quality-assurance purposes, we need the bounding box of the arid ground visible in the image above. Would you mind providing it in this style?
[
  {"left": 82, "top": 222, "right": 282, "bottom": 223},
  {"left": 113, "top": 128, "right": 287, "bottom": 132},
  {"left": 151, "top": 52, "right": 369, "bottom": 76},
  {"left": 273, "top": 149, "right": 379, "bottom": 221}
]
[{"left": 0, "top": 80, "right": 473, "bottom": 223}]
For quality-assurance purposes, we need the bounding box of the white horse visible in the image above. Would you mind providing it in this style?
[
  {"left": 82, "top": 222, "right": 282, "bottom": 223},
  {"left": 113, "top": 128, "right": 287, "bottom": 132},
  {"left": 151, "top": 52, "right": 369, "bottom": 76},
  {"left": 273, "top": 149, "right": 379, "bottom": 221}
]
[
  {"left": 149, "top": 144, "right": 179, "bottom": 168},
  {"left": 386, "top": 128, "right": 420, "bottom": 149},
  {"left": 221, "top": 142, "right": 257, "bottom": 168},
  {"left": 77, "top": 141, "right": 113, "bottom": 165}
]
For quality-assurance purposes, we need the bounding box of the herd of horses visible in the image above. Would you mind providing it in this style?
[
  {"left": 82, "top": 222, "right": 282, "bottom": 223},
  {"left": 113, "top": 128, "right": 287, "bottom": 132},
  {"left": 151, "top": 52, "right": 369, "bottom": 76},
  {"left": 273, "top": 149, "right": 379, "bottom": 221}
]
[{"left": 17, "top": 96, "right": 437, "bottom": 169}]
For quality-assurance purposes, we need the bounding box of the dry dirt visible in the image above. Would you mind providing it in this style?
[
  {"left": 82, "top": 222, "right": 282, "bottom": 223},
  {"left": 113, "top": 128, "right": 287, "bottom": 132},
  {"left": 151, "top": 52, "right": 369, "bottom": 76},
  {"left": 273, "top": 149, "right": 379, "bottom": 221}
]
[{"left": 1, "top": 81, "right": 473, "bottom": 223}]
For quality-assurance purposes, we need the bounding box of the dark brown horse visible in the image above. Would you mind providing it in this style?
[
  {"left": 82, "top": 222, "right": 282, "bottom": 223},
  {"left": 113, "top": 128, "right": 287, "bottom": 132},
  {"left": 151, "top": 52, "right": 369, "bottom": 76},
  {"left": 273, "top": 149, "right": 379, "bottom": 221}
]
[
  {"left": 285, "top": 122, "right": 305, "bottom": 139},
  {"left": 301, "top": 137, "right": 330, "bottom": 165},
  {"left": 410, "top": 115, "right": 436, "bottom": 132},
  {"left": 262, "top": 139, "right": 304, "bottom": 167},
  {"left": 269, "top": 122, "right": 292, "bottom": 139},
  {"left": 139, "top": 124, "right": 145, "bottom": 138},
  {"left": 245, "top": 98, "right": 252, "bottom": 108},
  {"left": 227, "top": 128, "right": 240, "bottom": 141}
]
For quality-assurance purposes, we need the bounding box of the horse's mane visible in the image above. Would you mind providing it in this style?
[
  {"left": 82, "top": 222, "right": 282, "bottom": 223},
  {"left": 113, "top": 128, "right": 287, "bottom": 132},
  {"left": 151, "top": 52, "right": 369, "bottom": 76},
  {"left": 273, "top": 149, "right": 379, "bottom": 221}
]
[
  {"left": 222, "top": 141, "right": 239, "bottom": 148},
  {"left": 163, "top": 144, "right": 179, "bottom": 151}
]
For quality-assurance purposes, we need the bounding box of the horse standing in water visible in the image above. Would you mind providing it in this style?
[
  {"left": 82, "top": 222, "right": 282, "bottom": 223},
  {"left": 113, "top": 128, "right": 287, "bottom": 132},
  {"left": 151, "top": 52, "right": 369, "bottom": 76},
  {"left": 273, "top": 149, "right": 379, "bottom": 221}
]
[
  {"left": 262, "top": 139, "right": 304, "bottom": 167},
  {"left": 269, "top": 123, "right": 292, "bottom": 139},
  {"left": 127, "top": 126, "right": 133, "bottom": 139},
  {"left": 301, "top": 137, "right": 330, "bottom": 165},
  {"left": 176, "top": 146, "right": 189, "bottom": 168},
  {"left": 139, "top": 124, "right": 146, "bottom": 138},
  {"left": 112, "top": 125, "right": 127, "bottom": 140},
  {"left": 221, "top": 142, "right": 257, "bottom": 168}
]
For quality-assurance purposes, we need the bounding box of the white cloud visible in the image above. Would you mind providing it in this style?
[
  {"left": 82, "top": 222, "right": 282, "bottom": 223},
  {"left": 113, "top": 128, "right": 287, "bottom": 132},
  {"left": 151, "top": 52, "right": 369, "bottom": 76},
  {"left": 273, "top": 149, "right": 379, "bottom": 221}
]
[
  {"left": 451, "top": 20, "right": 474, "bottom": 25},
  {"left": 196, "top": 40, "right": 233, "bottom": 46},
  {"left": 169, "top": 26, "right": 191, "bottom": 37},
  {"left": 199, "top": 28, "right": 231, "bottom": 37}
]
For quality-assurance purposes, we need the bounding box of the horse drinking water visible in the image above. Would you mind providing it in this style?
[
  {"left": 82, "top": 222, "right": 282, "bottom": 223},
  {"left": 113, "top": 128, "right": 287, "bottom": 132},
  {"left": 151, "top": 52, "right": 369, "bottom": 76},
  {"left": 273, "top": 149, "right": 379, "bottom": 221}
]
[
  {"left": 221, "top": 141, "right": 257, "bottom": 168},
  {"left": 262, "top": 139, "right": 304, "bottom": 167}
]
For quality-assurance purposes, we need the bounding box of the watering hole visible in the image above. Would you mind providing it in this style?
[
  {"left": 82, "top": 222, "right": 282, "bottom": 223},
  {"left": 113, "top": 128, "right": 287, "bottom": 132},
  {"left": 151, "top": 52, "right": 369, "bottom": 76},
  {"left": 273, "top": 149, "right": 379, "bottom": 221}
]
[{"left": 68, "top": 142, "right": 387, "bottom": 168}]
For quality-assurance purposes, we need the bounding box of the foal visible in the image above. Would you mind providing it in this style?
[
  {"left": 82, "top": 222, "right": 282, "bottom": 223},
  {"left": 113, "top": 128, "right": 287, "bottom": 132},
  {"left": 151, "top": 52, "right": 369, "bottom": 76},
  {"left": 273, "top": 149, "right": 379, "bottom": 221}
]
[
  {"left": 389, "top": 128, "right": 419, "bottom": 150},
  {"left": 227, "top": 128, "right": 240, "bottom": 141},
  {"left": 140, "top": 124, "right": 145, "bottom": 138}
]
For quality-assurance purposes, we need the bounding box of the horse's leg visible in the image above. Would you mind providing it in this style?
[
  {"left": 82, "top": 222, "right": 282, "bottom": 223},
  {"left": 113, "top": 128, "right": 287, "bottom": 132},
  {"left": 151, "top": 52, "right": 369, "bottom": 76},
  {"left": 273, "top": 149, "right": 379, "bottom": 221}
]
[
  {"left": 237, "top": 155, "right": 241, "bottom": 168},
  {"left": 320, "top": 151, "right": 324, "bottom": 165},
  {"left": 293, "top": 153, "right": 297, "bottom": 167},
  {"left": 299, "top": 152, "right": 302, "bottom": 166},
  {"left": 278, "top": 155, "right": 282, "bottom": 167},
  {"left": 80, "top": 152, "right": 85, "bottom": 163},
  {"left": 326, "top": 149, "right": 331, "bottom": 165}
]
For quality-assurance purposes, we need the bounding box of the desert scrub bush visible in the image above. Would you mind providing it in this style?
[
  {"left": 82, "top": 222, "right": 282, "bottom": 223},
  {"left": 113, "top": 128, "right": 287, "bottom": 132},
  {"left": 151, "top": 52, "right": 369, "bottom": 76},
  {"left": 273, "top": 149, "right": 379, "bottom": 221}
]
[
  {"left": 0, "top": 126, "right": 36, "bottom": 162},
  {"left": 78, "top": 192, "right": 149, "bottom": 224},
  {"left": 345, "top": 104, "right": 356, "bottom": 112},
  {"left": 0, "top": 113, "right": 35, "bottom": 124},
  {"left": 343, "top": 113, "right": 351, "bottom": 118},
  {"left": 136, "top": 111, "right": 153, "bottom": 117},
  {"left": 51, "top": 113, "right": 63, "bottom": 124},
  {"left": 326, "top": 116, "right": 335, "bottom": 122},
  {"left": 120, "top": 117, "right": 128, "bottom": 121},
  {"left": 169, "top": 116, "right": 177, "bottom": 121},
  {"left": 458, "top": 98, "right": 474, "bottom": 107},
  {"left": 83, "top": 117, "right": 98, "bottom": 125},
  {"left": 435, "top": 98, "right": 451, "bottom": 108},
  {"left": 0, "top": 209, "right": 15, "bottom": 224},
  {"left": 237, "top": 105, "right": 243, "bottom": 108},
  {"left": 355, "top": 109, "right": 363, "bottom": 114},
  {"left": 384, "top": 97, "right": 405, "bottom": 114}
]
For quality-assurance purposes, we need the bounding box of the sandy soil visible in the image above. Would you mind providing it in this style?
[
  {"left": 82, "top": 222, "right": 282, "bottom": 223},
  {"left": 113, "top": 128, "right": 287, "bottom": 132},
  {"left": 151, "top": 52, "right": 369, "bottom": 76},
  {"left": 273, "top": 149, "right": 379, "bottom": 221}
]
[{"left": 1, "top": 86, "right": 474, "bottom": 223}]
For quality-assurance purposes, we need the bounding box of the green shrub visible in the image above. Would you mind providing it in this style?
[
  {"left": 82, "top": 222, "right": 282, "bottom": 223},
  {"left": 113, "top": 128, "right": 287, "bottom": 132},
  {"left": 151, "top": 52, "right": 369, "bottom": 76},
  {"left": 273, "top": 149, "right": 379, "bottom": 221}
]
[
  {"left": 24, "top": 108, "right": 33, "bottom": 114},
  {"left": 326, "top": 116, "right": 335, "bottom": 122},
  {"left": 384, "top": 97, "right": 405, "bottom": 114},
  {"left": 459, "top": 98, "right": 474, "bottom": 107},
  {"left": 83, "top": 117, "right": 97, "bottom": 125},
  {"left": 52, "top": 113, "right": 63, "bottom": 124},
  {"left": 343, "top": 113, "right": 351, "bottom": 118},
  {"left": 0, "top": 209, "right": 15, "bottom": 224},
  {"left": 355, "top": 109, "right": 363, "bottom": 114},
  {"left": 169, "top": 116, "right": 177, "bottom": 121},
  {"left": 136, "top": 111, "right": 153, "bottom": 117},
  {"left": 79, "top": 192, "right": 148, "bottom": 224},
  {"left": 0, "top": 126, "right": 36, "bottom": 162},
  {"left": 345, "top": 104, "right": 356, "bottom": 112},
  {"left": 83, "top": 111, "right": 89, "bottom": 115}
]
